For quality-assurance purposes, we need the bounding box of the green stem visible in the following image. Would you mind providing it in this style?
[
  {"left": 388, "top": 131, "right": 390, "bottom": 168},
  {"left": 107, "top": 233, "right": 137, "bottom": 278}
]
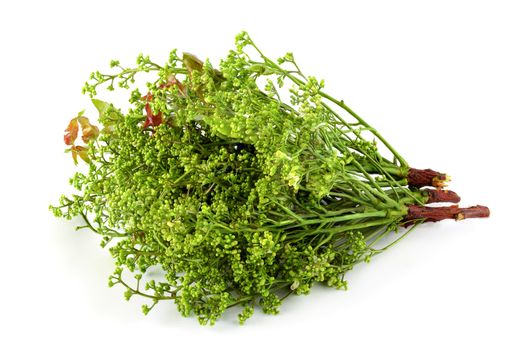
[
  {"left": 285, "top": 216, "right": 400, "bottom": 240},
  {"left": 248, "top": 41, "right": 408, "bottom": 168},
  {"left": 114, "top": 276, "right": 177, "bottom": 301},
  {"left": 318, "top": 91, "right": 408, "bottom": 168},
  {"left": 271, "top": 210, "right": 388, "bottom": 229}
]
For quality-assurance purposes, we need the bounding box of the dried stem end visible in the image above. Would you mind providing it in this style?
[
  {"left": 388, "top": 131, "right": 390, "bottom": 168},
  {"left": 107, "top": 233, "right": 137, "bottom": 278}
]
[
  {"left": 405, "top": 205, "right": 490, "bottom": 224},
  {"left": 425, "top": 189, "right": 461, "bottom": 203},
  {"left": 408, "top": 168, "right": 449, "bottom": 188}
]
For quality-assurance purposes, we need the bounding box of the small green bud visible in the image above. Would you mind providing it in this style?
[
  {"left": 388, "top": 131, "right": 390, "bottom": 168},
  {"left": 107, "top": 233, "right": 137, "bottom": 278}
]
[{"left": 142, "top": 304, "right": 150, "bottom": 315}]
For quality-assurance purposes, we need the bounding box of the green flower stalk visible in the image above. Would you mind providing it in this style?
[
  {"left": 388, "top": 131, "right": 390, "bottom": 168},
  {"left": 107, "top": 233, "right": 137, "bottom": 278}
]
[{"left": 50, "top": 32, "right": 489, "bottom": 325}]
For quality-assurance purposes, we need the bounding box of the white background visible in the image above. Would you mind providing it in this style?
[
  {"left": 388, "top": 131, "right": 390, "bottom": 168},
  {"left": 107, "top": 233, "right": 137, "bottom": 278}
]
[{"left": 1, "top": 0, "right": 523, "bottom": 349}]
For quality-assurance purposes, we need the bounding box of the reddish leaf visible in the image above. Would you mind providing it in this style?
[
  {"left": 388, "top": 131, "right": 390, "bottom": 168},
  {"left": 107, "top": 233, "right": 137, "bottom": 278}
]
[
  {"left": 71, "top": 145, "right": 89, "bottom": 164},
  {"left": 142, "top": 93, "right": 163, "bottom": 129},
  {"left": 142, "top": 92, "right": 153, "bottom": 102},
  {"left": 82, "top": 124, "right": 100, "bottom": 143},
  {"left": 77, "top": 116, "right": 100, "bottom": 143},
  {"left": 64, "top": 118, "right": 79, "bottom": 145},
  {"left": 144, "top": 103, "right": 163, "bottom": 128},
  {"left": 159, "top": 75, "right": 187, "bottom": 96}
]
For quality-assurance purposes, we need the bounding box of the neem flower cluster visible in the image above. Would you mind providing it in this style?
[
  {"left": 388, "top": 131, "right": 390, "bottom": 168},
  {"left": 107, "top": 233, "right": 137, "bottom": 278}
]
[{"left": 51, "top": 32, "right": 489, "bottom": 325}]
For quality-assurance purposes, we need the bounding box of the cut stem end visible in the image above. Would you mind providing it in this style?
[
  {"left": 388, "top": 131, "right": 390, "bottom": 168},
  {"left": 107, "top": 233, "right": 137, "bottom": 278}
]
[
  {"left": 408, "top": 168, "right": 449, "bottom": 188},
  {"left": 425, "top": 189, "right": 461, "bottom": 203},
  {"left": 405, "top": 205, "right": 490, "bottom": 224}
]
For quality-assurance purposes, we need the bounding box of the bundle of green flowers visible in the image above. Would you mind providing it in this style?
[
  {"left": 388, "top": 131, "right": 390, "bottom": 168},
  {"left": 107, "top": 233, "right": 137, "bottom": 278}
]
[{"left": 51, "top": 32, "right": 489, "bottom": 325}]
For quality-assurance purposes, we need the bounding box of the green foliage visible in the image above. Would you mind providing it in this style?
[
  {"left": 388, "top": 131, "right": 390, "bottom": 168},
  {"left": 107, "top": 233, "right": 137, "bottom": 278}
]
[{"left": 51, "top": 32, "right": 427, "bottom": 325}]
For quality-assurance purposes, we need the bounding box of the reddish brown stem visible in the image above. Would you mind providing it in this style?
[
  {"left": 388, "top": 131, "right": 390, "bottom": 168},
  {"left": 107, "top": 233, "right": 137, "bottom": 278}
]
[
  {"left": 408, "top": 168, "right": 449, "bottom": 188},
  {"left": 425, "top": 189, "right": 461, "bottom": 203},
  {"left": 405, "top": 205, "right": 490, "bottom": 224}
]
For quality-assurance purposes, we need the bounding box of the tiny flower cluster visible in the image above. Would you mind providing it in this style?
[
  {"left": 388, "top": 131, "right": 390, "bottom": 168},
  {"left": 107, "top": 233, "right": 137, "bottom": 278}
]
[{"left": 51, "top": 32, "right": 488, "bottom": 325}]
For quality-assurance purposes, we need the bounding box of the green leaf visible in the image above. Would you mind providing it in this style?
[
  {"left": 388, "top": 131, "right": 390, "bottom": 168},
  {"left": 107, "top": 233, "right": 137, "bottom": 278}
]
[
  {"left": 91, "top": 99, "right": 110, "bottom": 117},
  {"left": 182, "top": 52, "right": 204, "bottom": 72}
]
